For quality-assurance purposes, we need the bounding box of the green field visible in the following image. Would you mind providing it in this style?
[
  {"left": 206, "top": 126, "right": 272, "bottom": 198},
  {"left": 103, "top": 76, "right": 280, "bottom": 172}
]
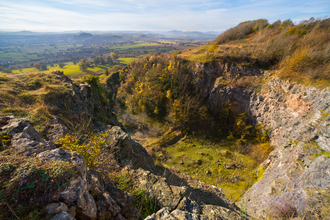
[
  {"left": 12, "top": 62, "right": 105, "bottom": 77},
  {"left": 108, "top": 42, "right": 161, "bottom": 50},
  {"left": 117, "top": 57, "right": 137, "bottom": 64}
]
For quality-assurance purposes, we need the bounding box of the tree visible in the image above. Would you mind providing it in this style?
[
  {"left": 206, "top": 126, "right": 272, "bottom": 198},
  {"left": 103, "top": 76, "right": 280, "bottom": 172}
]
[
  {"left": 59, "top": 63, "right": 65, "bottom": 68},
  {"left": 103, "top": 69, "right": 109, "bottom": 76},
  {"left": 79, "top": 59, "right": 88, "bottom": 71},
  {"left": 110, "top": 52, "right": 118, "bottom": 61},
  {"left": 33, "top": 63, "right": 41, "bottom": 70}
]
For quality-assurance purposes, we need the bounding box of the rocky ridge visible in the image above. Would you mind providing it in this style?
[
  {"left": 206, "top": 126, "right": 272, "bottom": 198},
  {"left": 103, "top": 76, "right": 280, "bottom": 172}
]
[{"left": 0, "top": 114, "right": 242, "bottom": 219}]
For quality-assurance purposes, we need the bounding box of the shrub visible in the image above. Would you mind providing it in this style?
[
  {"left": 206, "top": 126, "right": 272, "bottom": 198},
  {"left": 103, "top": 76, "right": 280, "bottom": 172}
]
[
  {"left": 57, "top": 130, "right": 111, "bottom": 167},
  {"left": 214, "top": 19, "right": 268, "bottom": 44},
  {"left": 81, "top": 74, "right": 106, "bottom": 99}
]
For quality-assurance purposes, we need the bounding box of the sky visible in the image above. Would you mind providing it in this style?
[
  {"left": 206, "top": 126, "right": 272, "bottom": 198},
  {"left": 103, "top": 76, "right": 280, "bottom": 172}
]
[{"left": 0, "top": 0, "right": 329, "bottom": 32}]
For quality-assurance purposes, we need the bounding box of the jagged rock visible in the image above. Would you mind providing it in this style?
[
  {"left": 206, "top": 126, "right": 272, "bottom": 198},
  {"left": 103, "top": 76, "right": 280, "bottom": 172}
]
[
  {"left": 105, "top": 126, "right": 155, "bottom": 171},
  {"left": 145, "top": 208, "right": 209, "bottom": 220},
  {"left": 68, "top": 206, "right": 76, "bottom": 217},
  {"left": 52, "top": 70, "right": 73, "bottom": 84},
  {"left": 51, "top": 211, "right": 76, "bottom": 220},
  {"left": 145, "top": 208, "right": 173, "bottom": 220},
  {"left": 177, "top": 197, "right": 201, "bottom": 214},
  {"left": 96, "top": 192, "right": 121, "bottom": 219},
  {"left": 127, "top": 168, "right": 187, "bottom": 211},
  {"left": 169, "top": 210, "right": 208, "bottom": 220},
  {"left": 114, "top": 214, "right": 127, "bottom": 220},
  {"left": 46, "top": 202, "right": 68, "bottom": 215},
  {"left": 87, "top": 170, "right": 104, "bottom": 197},
  {"left": 44, "top": 119, "right": 70, "bottom": 145},
  {"left": 1, "top": 117, "right": 55, "bottom": 156},
  {"left": 104, "top": 181, "right": 142, "bottom": 220},
  {"left": 38, "top": 148, "right": 87, "bottom": 180},
  {"left": 76, "top": 187, "right": 97, "bottom": 219},
  {"left": 240, "top": 142, "right": 330, "bottom": 219},
  {"left": 201, "top": 204, "right": 242, "bottom": 219}
]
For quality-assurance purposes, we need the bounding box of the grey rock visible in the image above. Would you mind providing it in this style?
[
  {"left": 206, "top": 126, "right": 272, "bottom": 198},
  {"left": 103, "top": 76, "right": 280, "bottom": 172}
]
[
  {"left": 96, "top": 192, "right": 121, "bottom": 219},
  {"left": 37, "top": 148, "right": 87, "bottom": 180},
  {"left": 87, "top": 170, "right": 104, "bottom": 197},
  {"left": 76, "top": 187, "right": 97, "bottom": 219},
  {"left": 2, "top": 118, "right": 55, "bottom": 156},
  {"left": 105, "top": 126, "right": 155, "bottom": 172},
  {"left": 51, "top": 211, "right": 76, "bottom": 220},
  {"left": 46, "top": 202, "right": 68, "bottom": 215}
]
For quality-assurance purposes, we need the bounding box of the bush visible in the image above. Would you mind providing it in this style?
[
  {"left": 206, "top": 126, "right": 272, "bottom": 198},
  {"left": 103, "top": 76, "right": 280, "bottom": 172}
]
[
  {"left": 57, "top": 130, "right": 111, "bottom": 167},
  {"left": 215, "top": 19, "right": 268, "bottom": 44}
]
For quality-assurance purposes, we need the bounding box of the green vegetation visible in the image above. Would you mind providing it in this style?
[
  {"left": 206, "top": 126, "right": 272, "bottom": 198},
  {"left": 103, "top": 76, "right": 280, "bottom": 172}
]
[
  {"left": 57, "top": 130, "right": 111, "bottom": 168},
  {"left": 180, "top": 17, "right": 330, "bottom": 88},
  {"left": 113, "top": 173, "right": 158, "bottom": 218},
  {"left": 11, "top": 62, "right": 104, "bottom": 77},
  {"left": 118, "top": 57, "right": 137, "bottom": 64},
  {"left": 0, "top": 149, "right": 78, "bottom": 219}
]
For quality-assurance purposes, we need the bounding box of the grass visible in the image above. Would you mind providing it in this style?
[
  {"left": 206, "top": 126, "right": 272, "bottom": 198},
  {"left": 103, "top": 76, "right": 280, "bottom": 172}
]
[
  {"left": 0, "top": 72, "right": 73, "bottom": 131},
  {"left": 118, "top": 57, "right": 137, "bottom": 65},
  {"left": 154, "top": 136, "right": 267, "bottom": 202},
  {"left": 11, "top": 62, "right": 106, "bottom": 77},
  {"left": 0, "top": 149, "right": 79, "bottom": 219}
]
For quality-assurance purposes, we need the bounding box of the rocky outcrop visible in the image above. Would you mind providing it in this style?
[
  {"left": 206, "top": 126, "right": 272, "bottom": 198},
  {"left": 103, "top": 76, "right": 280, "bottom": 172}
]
[
  {"left": 123, "top": 168, "right": 242, "bottom": 220},
  {"left": 37, "top": 147, "right": 142, "bottom": 220},
  {"left": 42, "top": 72, "right": 121, "bottom": 131},
  {"left": 106, "top": 126, "right": 155, "bottom": 172},
  {"left": 192, "top": 62, "right": 330, "bottom": 219},
  {"left": 0, "top": 116, "right": 55, "bottom": 156}
]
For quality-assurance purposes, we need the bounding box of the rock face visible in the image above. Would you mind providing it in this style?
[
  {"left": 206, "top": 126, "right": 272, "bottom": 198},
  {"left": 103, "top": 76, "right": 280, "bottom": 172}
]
[
  {"left": 0, "top": 116, "right": 55, "bottom": 156},
  {"left": 43, "top": 73, "right": 121, "bottom": 131},
  {"left": 125, "top": 168, "right": 242, "bottom": 220},
  {"left": 192, "top": 62, "right": 330, "bottom": 219},
  {"left": 37, "top": 147, "right": 142, "bottom": 220},
  {"left": 106, "top": 126, "right": 155, "bottom": 172}
]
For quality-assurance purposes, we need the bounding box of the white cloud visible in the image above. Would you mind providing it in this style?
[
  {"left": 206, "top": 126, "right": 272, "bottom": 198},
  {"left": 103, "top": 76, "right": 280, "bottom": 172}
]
[{"left": 0, "top": 0, "right": 329, "bottom": 31}]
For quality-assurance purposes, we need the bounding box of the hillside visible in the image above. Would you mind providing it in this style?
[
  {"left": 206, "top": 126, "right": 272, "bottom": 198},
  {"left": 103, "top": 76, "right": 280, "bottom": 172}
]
[{"left": 0, "top": 17, "right": 330, "bottom": 220}]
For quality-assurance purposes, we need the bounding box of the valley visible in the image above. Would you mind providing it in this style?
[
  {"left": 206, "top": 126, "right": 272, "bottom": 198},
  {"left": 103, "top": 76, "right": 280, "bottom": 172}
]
[{"left": 1, "top": 17, "right": 330, "bottom": 220}]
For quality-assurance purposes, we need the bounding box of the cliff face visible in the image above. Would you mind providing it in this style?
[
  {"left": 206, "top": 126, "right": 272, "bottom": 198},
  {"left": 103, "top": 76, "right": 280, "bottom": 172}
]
[{"left": 194, "top": 62, "right": 330, "bottom": 219}]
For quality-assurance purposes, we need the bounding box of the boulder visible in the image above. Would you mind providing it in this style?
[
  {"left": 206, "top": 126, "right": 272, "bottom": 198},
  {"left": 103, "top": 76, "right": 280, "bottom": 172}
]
[
  {"left": 51, "top": 211, "right": 76, "bottom": 220},
  {"left": 46, "top": 202, "right": 68, "bottom": 215},
  {"left": 38, "top": 148, "right": 87, "bottom": 180},
  {"left": 96, "top": 192, "right": 121, "bottom": 219},
  {"left": 1, "top": 117, "right": 55, "bottom": 156},
  {"left": 105, "top": 126, "right": 155, "bottom": 172}
]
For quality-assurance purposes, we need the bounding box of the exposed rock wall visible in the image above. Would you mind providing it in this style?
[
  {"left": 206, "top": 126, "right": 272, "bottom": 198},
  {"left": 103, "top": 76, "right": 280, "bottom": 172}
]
[{"left": 194, "top": 62, "right": 330, "bottom": 219}]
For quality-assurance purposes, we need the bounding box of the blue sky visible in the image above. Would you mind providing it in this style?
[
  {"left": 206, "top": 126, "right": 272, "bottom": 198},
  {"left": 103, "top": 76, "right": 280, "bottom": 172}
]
[{"left": 0, "top": 0, "right": 329, "bottom": 32}]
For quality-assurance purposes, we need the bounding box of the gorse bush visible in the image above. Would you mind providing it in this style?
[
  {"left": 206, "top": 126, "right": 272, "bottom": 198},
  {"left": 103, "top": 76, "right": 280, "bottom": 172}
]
[{"left": 57, "top": 130, "right": 111, "bottom": 167}]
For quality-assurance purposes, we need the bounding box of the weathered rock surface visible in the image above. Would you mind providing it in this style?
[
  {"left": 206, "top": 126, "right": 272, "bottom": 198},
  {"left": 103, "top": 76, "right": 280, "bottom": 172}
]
[
  {"left": 38, "top": 148, "right": 87, "bottom": 179},
  {"left": 191, "top": 62, "right": 330, "bottom": 219},
  {"left": 51, "top": 211, "right": 76, "bottom": 220},
  {"left": 0, "top": 116, "right": 55, "bottom": 156},
  {"left": 106, "top": 126, "right": 155, "bottom": 172},
  {"left": 43, "top": 118, "right": 71, "bottom": 145},
  {"left": 46, "top": 202, "right": 69, "bottom": 215}
]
